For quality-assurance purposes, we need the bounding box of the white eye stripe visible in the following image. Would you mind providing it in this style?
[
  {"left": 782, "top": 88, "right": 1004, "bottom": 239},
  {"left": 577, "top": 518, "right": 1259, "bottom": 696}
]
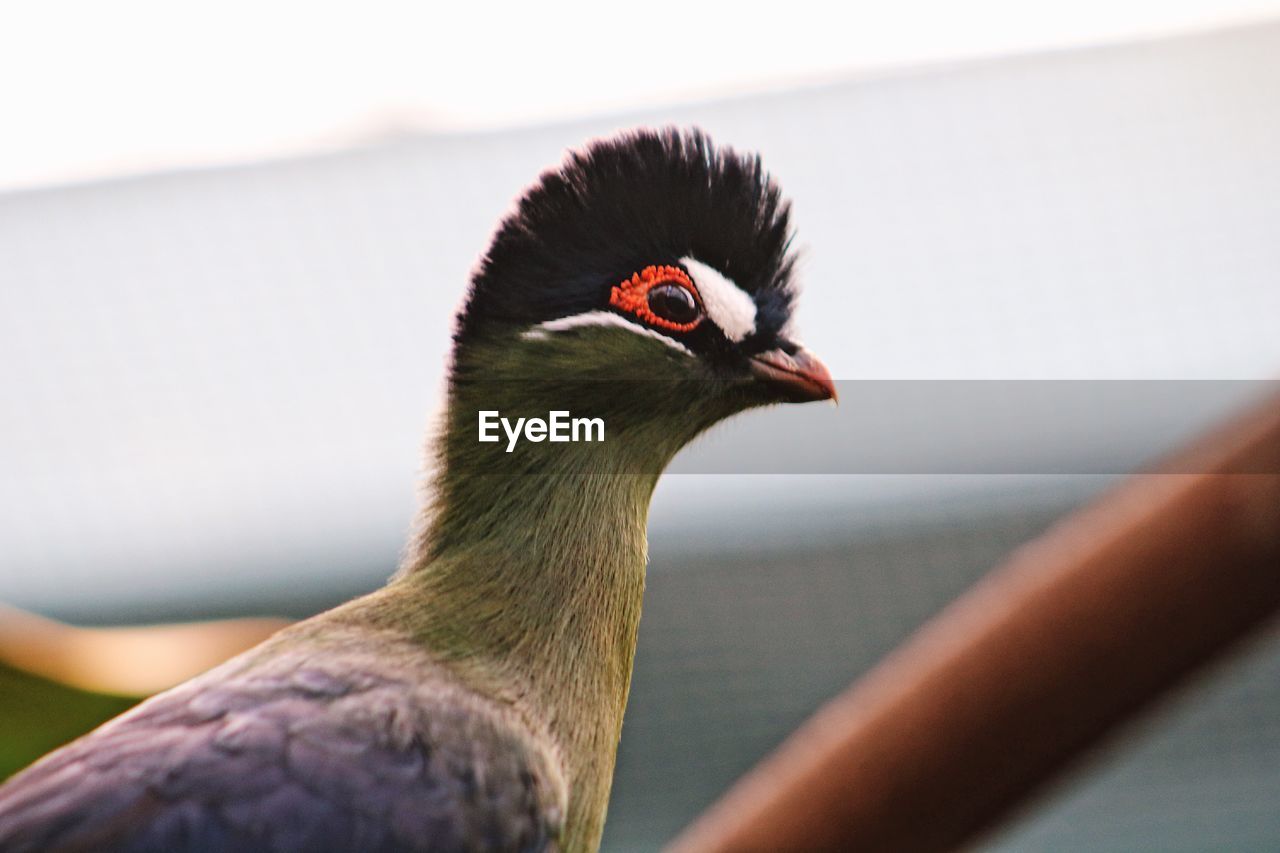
[
  {"left": 681, "top": 257, "right": 757, "bottom": 343},
  {"left": 522, "top": 311, "right": 694, "bottom": 356}
]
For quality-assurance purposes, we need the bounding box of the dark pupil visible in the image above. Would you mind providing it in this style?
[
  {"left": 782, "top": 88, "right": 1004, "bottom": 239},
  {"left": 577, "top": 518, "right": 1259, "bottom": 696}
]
[{"left": 647, "top": 284, "right": 699, "bottom": 325}]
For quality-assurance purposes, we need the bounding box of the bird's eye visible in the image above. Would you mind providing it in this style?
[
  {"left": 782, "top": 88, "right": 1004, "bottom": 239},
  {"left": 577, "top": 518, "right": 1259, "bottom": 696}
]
[
  {"left": 608, "top": 265, "right": 704, "bottom": 333},
  {"left": 647, "top": 284, "right": 700, "bottom": 326}
]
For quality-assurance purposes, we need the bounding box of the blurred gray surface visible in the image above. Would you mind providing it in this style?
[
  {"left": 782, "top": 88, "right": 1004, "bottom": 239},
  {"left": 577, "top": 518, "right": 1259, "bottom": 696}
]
[
  {"left": 615, "top": 502, "right": 1280, "bottom": 851},
  {"left": 1, "top": 20, "right": 1279, "bottom": 851}
]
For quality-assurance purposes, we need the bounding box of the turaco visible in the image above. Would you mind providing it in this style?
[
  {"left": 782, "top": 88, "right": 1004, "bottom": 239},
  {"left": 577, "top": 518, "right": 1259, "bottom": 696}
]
[{"left": 0, "top": 128, "right": 835, "bottom": 852}]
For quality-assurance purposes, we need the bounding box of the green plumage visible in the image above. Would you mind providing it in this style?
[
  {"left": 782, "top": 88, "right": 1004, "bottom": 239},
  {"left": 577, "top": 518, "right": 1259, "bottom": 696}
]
[{"left": 378, "top": 328, "right": 772, "bottom": 849}]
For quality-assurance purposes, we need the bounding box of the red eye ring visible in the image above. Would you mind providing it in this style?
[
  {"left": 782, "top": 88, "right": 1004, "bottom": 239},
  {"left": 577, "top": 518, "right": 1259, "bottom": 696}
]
[{"left": 609, "top": 265, "right": 704, "bottom": 332}]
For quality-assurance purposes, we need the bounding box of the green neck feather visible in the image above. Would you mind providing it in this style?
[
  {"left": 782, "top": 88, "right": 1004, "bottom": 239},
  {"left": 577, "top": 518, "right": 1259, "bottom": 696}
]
[{"left": 380, "top": 327, "right": 741, "bottom": 849}]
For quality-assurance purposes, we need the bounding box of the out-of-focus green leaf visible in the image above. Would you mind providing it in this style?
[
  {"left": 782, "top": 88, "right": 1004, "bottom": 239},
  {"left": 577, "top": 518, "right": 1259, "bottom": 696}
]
[{"left": 0, "top": 662, "right": 141, "bottom": 780}]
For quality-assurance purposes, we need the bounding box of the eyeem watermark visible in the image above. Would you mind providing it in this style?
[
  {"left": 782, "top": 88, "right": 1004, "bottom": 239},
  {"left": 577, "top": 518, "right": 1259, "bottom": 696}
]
[{"left": 478, "top": 410, "right": 605, "bottom": 452}]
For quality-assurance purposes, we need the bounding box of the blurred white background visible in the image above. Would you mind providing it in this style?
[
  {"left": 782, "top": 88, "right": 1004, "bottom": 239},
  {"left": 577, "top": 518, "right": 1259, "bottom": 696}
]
[{"left": 3, "top": 0, "right": 1280, "bottom": 189}]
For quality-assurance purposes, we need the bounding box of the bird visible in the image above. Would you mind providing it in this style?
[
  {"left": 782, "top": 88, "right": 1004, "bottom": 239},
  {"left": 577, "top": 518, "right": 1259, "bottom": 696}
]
[{"left": 0, "top": 128, "right": 834, "bottom": 852}]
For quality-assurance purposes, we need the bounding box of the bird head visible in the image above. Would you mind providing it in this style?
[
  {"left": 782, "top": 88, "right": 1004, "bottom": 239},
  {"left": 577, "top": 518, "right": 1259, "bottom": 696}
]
[{"left": 446, "top": 128, "right": 833, "bottom": 469}]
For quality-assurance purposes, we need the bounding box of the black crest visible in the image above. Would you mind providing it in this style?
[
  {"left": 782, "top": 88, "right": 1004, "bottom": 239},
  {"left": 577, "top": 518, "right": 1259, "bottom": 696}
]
[{"left": 456, "top": 128, "right": 798, "bottom": 347}]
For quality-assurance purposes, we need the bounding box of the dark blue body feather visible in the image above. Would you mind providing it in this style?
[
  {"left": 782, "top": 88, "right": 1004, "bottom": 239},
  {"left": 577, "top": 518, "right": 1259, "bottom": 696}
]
[{"left": 0, "top": 646, "right": 561, "bottom": 852}]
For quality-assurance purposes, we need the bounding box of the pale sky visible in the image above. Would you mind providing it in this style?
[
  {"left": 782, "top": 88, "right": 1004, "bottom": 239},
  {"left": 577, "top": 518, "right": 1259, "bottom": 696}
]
[{"left": 3, "top": 0, "right": 1280, "bottom": 191}]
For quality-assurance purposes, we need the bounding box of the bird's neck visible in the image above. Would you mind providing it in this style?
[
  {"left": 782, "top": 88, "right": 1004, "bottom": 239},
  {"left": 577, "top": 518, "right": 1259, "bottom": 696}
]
[
  {"left": 398, "top": 456, "right": 656, "bottom": 701},
  {"left": 380, "top": 342, "right": 688, "bottom": 848}
]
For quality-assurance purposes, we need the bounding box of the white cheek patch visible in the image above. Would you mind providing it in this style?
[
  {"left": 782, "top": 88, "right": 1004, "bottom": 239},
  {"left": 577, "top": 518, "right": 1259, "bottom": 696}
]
[
  {"left": 681, "top": 256, "right": 757, "bottom": 343},
  {"left": 522, "top": 310, "right": 694, "bottom": 356}
]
